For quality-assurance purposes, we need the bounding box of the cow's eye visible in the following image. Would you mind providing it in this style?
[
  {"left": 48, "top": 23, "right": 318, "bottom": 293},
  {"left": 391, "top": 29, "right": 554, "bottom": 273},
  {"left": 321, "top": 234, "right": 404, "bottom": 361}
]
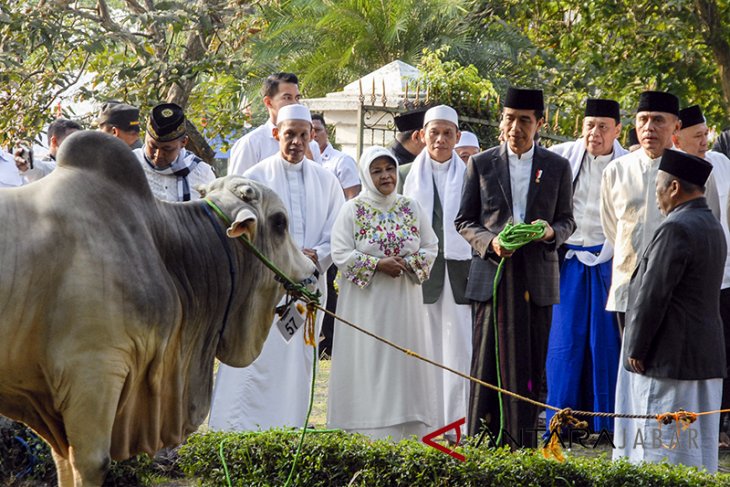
[{"left": 271, "top": 212, "right": 287, "bottom": 234}]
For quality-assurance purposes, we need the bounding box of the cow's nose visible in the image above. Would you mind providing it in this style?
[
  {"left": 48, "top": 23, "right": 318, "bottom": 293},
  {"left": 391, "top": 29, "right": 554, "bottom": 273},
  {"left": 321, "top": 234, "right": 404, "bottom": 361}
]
[{"left": 299, "top": 269, "right": 319, "bottom": 288}]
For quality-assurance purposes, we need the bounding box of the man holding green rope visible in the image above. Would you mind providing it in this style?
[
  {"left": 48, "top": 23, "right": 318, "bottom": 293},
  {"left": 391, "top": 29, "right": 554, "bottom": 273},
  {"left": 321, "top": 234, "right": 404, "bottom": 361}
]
[{"left": 455, "top": 87, "right": 576, "bottom": 444}]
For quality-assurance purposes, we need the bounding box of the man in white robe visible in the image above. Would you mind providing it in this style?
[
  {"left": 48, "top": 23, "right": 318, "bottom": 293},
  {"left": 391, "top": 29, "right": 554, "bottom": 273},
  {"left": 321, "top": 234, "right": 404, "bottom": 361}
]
[
  {"left": 132, "top": 103, "right": 215, "bottom": 202},
  {"left": 209, "top": 104, "right": 344, "bottom": 431},
  {"left": 227, "top": 72, "right": 320, "bottom": 176},
  {"left": 613, "top": 149, "right": 725, "bottom": 472},
  {"left": 600, "top": 91, "right": 722, "bottom": 328},
  {"left": 0, "top": 149, "right": 24, "bottom": 188},
  {"left": 310, "top": 113, "right": 360, "bottom": 356},
  {"left": 311, "top": 113, "right": 360, "bottom": 200},
  {"left": 402, "top": 105, "right": 473, "bottom": 438},
  {"left": 672, "top": 104, "right": 730, "bottom": 440},
  {"left": 545, "top": 99, "right": 627, "bottom": 433},
  {"left": 454, "top": 131, "right": 480, "bottom": 164}
]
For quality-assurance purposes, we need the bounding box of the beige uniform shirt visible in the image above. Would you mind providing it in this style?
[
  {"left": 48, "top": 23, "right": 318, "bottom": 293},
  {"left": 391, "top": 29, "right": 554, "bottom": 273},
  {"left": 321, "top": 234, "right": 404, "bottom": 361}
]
[{"left": 600, "top": 149, "right": 664, "bottom": 312}]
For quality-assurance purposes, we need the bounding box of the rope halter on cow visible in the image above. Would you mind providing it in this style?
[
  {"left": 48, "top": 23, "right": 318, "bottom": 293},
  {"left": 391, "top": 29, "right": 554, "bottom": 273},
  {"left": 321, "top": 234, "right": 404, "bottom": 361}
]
[{"left": 202, "top": 198, "right": 321, "bottom": 343}]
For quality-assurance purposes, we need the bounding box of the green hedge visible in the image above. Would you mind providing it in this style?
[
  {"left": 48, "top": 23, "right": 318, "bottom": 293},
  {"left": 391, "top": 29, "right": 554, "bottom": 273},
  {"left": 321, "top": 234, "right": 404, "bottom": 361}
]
[
  {"left": 0, "top": 420, "right": 167, "bottom": 486},
  {"left": 178, "top": 430, "right": 730, "bottom": 486},
  {"left": 4, "top": 422, "right": 730, "bottom": 486}
]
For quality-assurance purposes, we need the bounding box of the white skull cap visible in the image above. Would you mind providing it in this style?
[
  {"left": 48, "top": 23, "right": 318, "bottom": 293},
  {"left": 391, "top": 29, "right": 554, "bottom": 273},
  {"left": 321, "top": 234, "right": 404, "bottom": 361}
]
[
  {"left": 423, "top": 105, "right": 459, "bottom": 128},
  {"left": 454, "top": 131, "right": 479, "bottom": 149},
  {"left": 277, "top": 104, "right": 312, "bottom": 124}
]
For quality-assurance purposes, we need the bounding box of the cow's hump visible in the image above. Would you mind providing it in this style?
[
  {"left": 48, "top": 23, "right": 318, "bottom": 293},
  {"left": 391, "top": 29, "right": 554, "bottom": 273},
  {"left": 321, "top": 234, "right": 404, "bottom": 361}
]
[{"left": 55, "top": 130, "right": 154, "bottom": 200}]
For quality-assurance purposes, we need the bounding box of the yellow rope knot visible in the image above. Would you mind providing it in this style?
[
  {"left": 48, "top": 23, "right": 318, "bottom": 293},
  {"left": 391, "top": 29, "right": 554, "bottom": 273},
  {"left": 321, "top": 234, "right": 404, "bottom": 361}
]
[
  {"left": 542, "top": 408, "right": 589, "bottom": 462},
  {"left": 303, "top": 302, "right": 317, "bottom": 347},
  {"left": 654, "top": 409, "right": 698, "bottom": 450}
]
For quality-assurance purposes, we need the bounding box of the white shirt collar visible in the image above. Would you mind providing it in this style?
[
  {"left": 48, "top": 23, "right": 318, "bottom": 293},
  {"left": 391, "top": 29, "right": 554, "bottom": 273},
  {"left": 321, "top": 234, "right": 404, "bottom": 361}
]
[
  {"left": 265, "top": 119, "right": 276, "bottom": 140},
  {"left": 279, "top": 154, "right": 305, "bottom": 171},
  {"left": 586, "top": 150, "right": 613, "bottom": 165},
  {"left": 429, "top": 155, "right": 451, "bottom": 171},
  {"left": 507, "top": 143, "right": 535, "bottom": 161}
]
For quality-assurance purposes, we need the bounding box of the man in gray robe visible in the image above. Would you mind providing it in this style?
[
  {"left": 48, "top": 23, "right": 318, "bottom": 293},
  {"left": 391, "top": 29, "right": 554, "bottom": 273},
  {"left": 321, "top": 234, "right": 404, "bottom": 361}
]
[{"left": 613, "top": 149, "right": 726, "bottom": 472}]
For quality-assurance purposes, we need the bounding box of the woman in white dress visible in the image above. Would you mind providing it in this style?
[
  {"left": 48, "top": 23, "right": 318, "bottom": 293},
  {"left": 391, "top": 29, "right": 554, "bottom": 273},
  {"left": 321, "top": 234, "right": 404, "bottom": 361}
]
[{"left": 327, "top": 145, "right": 439, "bottom": 441}]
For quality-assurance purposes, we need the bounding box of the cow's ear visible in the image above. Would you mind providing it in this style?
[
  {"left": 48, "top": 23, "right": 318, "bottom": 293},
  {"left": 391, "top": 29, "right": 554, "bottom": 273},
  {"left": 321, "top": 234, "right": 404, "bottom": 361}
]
[
  {"left": 196, "top": 184, "right": 208, "bottom": 198},
  {"left": 227, "top": 208, "right": 257, "bottom": 241}
]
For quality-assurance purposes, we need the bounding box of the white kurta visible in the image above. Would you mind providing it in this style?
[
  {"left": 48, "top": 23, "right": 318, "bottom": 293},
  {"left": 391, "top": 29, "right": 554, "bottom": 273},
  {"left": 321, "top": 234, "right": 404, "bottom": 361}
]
[
  {"left": 133, "top": 148, "right": 215, "bottom": 202},
  {"left": 706, "top": 150, "right": 730, "bottom": 289},
  {"left": 613, "top": 347, "right": 722, "bottom": 472},
  {"left": 321, "top": 143, "right": 360, "bottom": 190},
  {"left": 600, "top": 150, "right": 665, "bottom": 312},
  {"left": 23, "top": 157, "right": 56, "bottom": 183},
  {"left": 209, "top": 155, "right": 344, "bottom": 431},
  {"left": 403, "top": 149, "right": 472, "bottom": 435},
  {"left": 327, "top": 195, "right": 439, "bottom": 439},
  {"left": 507, "top": 144, "right": 534, "bottom": 223},
  {"left": 227, "top": 120, "right": 321, "bottom": 176},
  {"left": 0, "top": 151, "right": 24, "bottom": 188}
]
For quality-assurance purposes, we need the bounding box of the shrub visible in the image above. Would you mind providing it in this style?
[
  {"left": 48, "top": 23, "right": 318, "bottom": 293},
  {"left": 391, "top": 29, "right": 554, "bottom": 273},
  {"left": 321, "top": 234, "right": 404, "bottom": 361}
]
[
  {"left": 178, "top": 430, "right": 730, "bottom": 487},
  {"left": 0, "top": 419, "right": 172, "bottom": 486}
]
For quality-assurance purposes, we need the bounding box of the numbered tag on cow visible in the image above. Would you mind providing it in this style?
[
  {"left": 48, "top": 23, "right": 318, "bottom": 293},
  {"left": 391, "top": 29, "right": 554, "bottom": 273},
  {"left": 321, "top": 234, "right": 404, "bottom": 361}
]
[{"left": 276, "top": 301, "right": 307, "bottom": 342}]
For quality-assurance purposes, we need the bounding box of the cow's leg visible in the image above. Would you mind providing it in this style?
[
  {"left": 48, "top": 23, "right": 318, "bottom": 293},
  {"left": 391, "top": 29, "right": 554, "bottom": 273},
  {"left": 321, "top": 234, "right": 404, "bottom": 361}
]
[
  {"left": 52, "top": 448, "right": 75, "bottom": 487},
  {"left": 62, "top": 372, "right": 124, "bottom": 487}
]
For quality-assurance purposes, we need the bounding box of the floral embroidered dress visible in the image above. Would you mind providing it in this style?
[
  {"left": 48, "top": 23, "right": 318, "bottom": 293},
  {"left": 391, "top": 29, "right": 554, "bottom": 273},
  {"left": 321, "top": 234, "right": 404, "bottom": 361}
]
[{"left": 327, "top": 146, "right": 439, "bottom": 439}]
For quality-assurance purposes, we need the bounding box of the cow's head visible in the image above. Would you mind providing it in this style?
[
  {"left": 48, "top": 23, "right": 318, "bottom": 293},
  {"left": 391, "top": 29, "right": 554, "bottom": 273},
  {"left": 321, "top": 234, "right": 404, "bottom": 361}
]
[{"left": 198, "top": 176, "right": 316, "bottom": 366}]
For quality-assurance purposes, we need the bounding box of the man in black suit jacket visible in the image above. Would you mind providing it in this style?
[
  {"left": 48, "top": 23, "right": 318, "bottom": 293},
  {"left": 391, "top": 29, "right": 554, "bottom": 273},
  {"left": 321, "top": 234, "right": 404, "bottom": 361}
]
[
  {"left": 455, "top": 87, "right": 576, "bottom": 441},
  {"left": 613, "top": 149, "right": 726, "bottom": 472}
]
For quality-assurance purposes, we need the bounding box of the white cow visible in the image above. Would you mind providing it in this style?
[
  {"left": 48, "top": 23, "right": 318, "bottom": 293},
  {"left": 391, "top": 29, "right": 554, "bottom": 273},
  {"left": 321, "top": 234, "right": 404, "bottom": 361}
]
[{"left": 0, "top": 131, "right": 316, "bottom": 486}]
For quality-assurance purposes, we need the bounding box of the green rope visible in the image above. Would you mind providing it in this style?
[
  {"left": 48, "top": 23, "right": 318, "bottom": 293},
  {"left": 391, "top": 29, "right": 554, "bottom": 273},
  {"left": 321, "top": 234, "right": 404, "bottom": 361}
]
[
  {"left": 218, "top": 437, "right": 232, "bottom": 487},
  {"left": 283, "top": 344, "right": 318, "bottom": 487},
  {"left": 205, "top": 197, "right": 324, "bottom": 485},
  {"left": 491, "top": 221, "right": 546, "bottom": 446},
  {"left": 203, "top": 198, "right": 321, "bottom": 304}
]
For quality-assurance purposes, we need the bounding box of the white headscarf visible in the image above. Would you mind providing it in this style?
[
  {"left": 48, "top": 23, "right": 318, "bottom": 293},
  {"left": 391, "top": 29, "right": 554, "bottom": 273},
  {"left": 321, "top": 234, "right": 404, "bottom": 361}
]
[{"left": 357, "top": 146, "right": 399, "bottom": 211}]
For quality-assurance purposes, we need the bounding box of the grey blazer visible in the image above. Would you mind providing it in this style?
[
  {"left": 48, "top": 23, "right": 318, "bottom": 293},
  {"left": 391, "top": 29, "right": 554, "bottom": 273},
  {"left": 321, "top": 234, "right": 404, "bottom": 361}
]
[
  {"left": 454, "top": 143, "right": 576, "bottom": 305},
  {"left": 625, "top": 198, "right": 727, "bottom": 380}
]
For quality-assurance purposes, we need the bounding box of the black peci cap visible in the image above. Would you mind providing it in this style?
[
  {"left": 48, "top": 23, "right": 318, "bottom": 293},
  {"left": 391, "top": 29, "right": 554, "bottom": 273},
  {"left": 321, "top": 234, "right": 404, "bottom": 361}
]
[
  {"left": 504, "top": 87, "right": 544, "bottom": 111},
  {"left": 97, "top": 102, "right": 140, "bottom": 132},
  {"left": 659, "top": 149, "right": 712, "bottom": 186},
  {"left": 637, "top": 91, "right": 679, "bottom": 116},
  {"left": 678, "top": 105, "right": 705, "bottom": 129},
  {"left": 394, "top": 107, "right": 428, "bottom": 132},
  {"left": 147, "top": 103, "right": 186, "bottom": 142},
  {"left": 585, "top": 98, "right": 621, "bottom": 123}
]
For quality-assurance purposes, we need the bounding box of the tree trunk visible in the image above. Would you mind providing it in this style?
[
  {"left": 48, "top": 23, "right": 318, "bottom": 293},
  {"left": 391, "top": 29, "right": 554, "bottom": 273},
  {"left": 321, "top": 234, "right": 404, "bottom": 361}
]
[
  {"left": 694, "top": 0, "right": 730, "bottom": 118},
  {"left": 165, "top": 0, "right": 228, "bottom": 164}
]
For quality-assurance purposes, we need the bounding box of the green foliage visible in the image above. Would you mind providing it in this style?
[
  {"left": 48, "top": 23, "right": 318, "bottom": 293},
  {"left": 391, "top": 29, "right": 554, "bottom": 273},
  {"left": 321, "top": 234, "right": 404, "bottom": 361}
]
[
  {"left": 251, "top": 0, "right": 505, "bottom": 99},
  {"left": 418, "top": 48, "right": 499, "bottom": 117},
  {"left": 415, "top": 48, "right": 502, "bottom": 146},
  {"left": 179, "top": 430, "right": 730, "bottom": 486},
  {"left": 0, "top": 0, "right": 259, "bottom": 148},
  {"left": 0, "top": 420, "right": 168, "bottom": 486},
  {"left": 473, "top": 0, "right": 730, "bottom": 130}
]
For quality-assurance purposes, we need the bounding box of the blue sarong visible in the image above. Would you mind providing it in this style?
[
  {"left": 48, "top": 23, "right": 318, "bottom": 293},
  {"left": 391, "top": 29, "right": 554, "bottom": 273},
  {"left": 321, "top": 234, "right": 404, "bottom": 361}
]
[{"left": 545, "top": 244, "right": 621, "bottom": 432}]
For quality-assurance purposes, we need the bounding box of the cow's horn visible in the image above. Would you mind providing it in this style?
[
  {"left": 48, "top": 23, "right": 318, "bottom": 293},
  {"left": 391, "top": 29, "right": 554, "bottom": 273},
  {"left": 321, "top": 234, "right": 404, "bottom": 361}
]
[{"left": 226, "top": 208, "right": 257, "bottom": 241}]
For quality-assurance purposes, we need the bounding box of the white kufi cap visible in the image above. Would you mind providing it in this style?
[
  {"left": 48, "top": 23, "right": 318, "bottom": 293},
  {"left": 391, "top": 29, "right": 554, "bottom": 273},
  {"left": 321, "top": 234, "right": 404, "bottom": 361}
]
[
  {"left": 455, "top": 131, "right": 479, "bottom": 149},
  {"left": 277, "top": 104, "right": 312, "bottom": 124},
  {"left": 423, "top": 105, "right": 459, "bottom": 128}
]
